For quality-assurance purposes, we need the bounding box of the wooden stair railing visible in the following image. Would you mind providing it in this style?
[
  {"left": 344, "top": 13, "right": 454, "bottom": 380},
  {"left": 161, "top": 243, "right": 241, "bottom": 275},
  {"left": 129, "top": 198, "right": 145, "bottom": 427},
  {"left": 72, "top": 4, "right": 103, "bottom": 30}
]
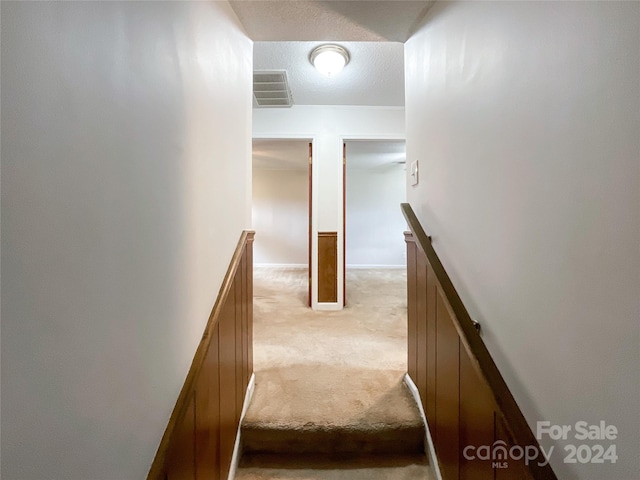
[
  {"left": 402, "top": 204, "right": 557, "bottom": 480},
  {"left": 148, "top": 230, "right": 255, "bottom": 480}
]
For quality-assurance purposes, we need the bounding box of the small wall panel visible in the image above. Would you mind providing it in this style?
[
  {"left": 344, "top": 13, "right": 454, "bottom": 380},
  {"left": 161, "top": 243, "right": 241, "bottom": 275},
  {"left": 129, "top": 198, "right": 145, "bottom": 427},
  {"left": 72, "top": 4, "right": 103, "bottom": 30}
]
[
  {"left": 165, "top": 393, "right": 196, "bottom": 480},
  {"left": 425, "top": 262, "right": 438, "bottom": 434},
  {"left": 435, "top": 290, "right": 460, "bottom": 480},
  {"left": 235, "top": 275, "right": 245, "bottom": 422},
  {"left": 459, "top": 350, "right": 495, "bottom": 480},
  {"left": 241, "top": 255, "right": 249, "bottom": 393},
  {"left": 405, "top": 233, "right": 418, "bottom": 384},
  {"left": 415, "top": 249, "right": 428, "bottom": 413},
  {"left": 218, "top": 293, "right": 237, "bottom": 479},
  {"left": 195, "top": 325, "right": 220, "bottom": 480},
  {"left": 318, "top": 232, "right": 338, "bottom": 303},
  {"left": 246, "top": 244, "right": 254, "bottom": 378}
]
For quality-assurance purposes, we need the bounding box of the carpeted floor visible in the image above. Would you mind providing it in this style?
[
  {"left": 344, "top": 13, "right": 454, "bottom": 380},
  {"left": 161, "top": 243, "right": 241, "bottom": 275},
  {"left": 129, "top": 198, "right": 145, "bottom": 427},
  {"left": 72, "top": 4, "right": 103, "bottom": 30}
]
[
  {"left": 250, "top": 267, "right": 409, "bottom": 372},
  {"left": 236, "top": 267, "right": 436, "bottom": 479}
]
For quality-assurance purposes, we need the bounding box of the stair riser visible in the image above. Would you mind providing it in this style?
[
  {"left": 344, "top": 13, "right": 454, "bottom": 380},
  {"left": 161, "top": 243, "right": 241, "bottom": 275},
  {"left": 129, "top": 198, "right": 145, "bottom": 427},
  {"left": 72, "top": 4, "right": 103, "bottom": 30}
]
[{"left": 242, "top": 426, "right": 425, "bottom": 455}]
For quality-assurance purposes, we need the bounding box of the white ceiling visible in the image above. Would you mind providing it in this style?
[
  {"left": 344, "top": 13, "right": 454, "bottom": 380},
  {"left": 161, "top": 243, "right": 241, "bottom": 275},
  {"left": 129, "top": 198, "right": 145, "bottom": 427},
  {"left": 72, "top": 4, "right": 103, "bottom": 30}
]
[
  {"left": 230, "top": 1, "right": 434, "bottom": 107},
  {"left": 253, "top": 139, "right": 405, "bottom": 171},
  {"left": 229, "top": 1, "right": 434, "bottom": 42},
  {"left": 254, "top": 41, "right": 405, "bottom": 106}
]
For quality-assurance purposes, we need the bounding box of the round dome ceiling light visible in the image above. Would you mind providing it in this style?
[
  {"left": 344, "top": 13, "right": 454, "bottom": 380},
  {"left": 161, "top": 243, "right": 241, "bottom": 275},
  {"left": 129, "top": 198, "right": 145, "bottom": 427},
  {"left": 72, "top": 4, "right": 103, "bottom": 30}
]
[{"left": 310, "top": 44, "right": 350, "bottom": 77}]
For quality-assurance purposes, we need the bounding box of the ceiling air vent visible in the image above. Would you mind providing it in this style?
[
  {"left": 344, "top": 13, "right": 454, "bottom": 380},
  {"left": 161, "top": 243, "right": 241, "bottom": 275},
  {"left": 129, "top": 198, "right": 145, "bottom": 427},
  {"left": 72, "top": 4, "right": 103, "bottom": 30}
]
[{"left": 253, "top": 70, "right": 293, "bottom": 108}]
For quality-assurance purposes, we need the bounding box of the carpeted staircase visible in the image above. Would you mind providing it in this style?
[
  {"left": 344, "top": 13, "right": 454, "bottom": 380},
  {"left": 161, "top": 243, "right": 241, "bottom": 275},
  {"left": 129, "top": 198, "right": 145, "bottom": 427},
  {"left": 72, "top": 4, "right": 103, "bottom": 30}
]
[
  {"left": 234, "top": 268, "right": 436, "bottom": 479},
  {"left": 235, "top": 367, "right": 430, "bottom": 479}
]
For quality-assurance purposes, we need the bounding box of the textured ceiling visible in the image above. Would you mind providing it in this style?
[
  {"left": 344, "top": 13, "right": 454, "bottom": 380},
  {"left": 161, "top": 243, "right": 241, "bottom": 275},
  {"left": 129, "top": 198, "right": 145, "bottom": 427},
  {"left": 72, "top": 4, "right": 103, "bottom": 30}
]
[
  {"left": 232, "top": 0, "right": 435, "bottom": 107},
  {"left": 254, "top": 41, "right": 405, "bottom": 106},
  {"left": 229, "top": 1, "right": 434, "bottom": 42},
  {"left": 253, "top": 139, "right": 405, "bottom": 171}
]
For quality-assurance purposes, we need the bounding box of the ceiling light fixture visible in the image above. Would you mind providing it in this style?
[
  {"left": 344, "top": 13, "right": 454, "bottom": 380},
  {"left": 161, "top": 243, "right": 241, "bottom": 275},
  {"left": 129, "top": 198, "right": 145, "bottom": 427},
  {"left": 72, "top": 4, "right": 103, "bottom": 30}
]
[{"left": 310, "top": 44, "right": 350, "bottom": 77}]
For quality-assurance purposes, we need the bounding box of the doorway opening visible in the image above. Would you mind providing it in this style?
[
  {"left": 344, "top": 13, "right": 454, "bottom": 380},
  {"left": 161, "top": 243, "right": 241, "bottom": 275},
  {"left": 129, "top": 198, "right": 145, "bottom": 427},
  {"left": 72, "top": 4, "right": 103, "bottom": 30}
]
[
  {"left": 343, "top": 139, "right": 407, "bottom": 304},
  {"left": 252, "top": 138, "right": 313, "bottom": 306}
]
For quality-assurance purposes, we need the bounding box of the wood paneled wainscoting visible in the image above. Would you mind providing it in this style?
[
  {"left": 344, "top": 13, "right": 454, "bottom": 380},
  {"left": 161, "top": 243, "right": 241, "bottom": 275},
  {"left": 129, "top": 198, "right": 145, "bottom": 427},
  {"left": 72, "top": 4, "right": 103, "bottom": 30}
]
[
  {"left": 402, "top": 204, "right": 557, "bottom": 480},
  {"left": 148, "top": 231, "right": 255, "bottom": 480},
  {"left": 317, "top": 231, "right": 338, "bottom": 303}
]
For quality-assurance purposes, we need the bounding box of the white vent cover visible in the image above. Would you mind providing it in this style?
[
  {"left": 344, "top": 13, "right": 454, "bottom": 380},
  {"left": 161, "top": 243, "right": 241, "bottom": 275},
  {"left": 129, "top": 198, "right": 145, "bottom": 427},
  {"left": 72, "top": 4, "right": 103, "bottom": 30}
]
[{"left": 253, "top": 70, "right": 293, "bottom": 108}]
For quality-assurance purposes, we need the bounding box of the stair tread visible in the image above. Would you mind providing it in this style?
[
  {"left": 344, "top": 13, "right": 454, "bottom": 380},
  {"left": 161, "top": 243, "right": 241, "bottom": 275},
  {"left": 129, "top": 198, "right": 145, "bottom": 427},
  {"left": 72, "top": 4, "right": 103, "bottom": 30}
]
[
  {"left": 243, "top": 367, "right": 422, "bottom": 429},
  {"left": 236, "top": 453, "right": 435, "bottom": 480},
  {"left": 242, "top": 367, "right": 424, "bottom": 455},
  {"left": 243, "top": 422, "right": 424, "bottom": 431}
]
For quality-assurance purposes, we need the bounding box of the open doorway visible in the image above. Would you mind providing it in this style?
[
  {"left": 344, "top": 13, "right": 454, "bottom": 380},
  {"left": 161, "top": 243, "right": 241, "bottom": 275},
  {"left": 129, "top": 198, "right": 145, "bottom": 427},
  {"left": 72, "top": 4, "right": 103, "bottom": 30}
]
[
  {"left": 252, "top": 139, "right": 312, "bottom": 306},
  {"left": 344, "top": 140, "right": 407, "bottom": 303}
]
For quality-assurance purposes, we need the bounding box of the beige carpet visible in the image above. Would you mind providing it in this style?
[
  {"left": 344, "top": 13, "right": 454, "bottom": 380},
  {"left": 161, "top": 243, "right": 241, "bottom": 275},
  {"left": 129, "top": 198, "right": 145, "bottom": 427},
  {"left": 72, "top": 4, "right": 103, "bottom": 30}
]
[
  {"left": 236, "top": 454, "right": 431, "bottom": 480},
  {"left": 236, "top": 267, "right": 435, "bottom": 479},
  {"left": 250, "top": 268, "right": 409, "bottom": 371}
]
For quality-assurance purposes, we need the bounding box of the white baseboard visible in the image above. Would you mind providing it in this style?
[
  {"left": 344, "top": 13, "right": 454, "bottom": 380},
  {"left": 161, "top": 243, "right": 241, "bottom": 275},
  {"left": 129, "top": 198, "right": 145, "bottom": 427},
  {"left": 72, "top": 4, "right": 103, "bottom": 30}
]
[
  {"left": 314, "top": 302, "right": 342, "bottom": 311},
  {"left": 346, "top": 264, "right": 405, "bottom": 269},
  {"left": 404, "top": 373, "right": 443, "bottom": 480},
  {"left": 227, "top": 372, "right": 256, "bottom": 480},
  {"left": 255, "top": 263, "right": 307, "bottom": 269}
]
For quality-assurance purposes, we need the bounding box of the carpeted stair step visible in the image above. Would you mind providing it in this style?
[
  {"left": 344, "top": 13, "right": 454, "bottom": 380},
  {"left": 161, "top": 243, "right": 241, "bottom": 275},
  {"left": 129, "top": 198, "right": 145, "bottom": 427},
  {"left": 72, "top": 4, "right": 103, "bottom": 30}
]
[
  {"left": 241, "top": 366, "right": 425, "bottom": 456},
  {"left": 241, "top": 422, "right": 425, "bottom": 455},
  {"left": 235, "top": 453, "right": 435, "bottom": 480}
]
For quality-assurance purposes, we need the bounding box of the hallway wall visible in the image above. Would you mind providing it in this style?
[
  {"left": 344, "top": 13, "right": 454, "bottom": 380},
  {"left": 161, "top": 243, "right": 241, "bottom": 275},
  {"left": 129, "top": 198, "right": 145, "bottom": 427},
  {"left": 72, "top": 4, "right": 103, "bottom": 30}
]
[
  {"left": 346, "top": 164, "right": 406, "bottom": 267},
  {"left": 1, "top": 2, "right": 252, "bottom": 479},
  {"left": 253, "top": 106, "right": 405, "bottom": 308},
  {"left": 405, "top": 2, "right": 639, "bottom": 479},
  {"left": 253, "top": 168, "right": 309, "bottom": 266}
]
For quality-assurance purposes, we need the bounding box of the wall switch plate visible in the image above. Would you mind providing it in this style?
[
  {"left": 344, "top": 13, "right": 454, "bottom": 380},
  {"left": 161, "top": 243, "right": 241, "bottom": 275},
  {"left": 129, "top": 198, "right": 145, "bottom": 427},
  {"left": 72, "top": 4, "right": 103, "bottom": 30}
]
[{"left": 410, "top": 160, "right": 419, "bottom": 186}]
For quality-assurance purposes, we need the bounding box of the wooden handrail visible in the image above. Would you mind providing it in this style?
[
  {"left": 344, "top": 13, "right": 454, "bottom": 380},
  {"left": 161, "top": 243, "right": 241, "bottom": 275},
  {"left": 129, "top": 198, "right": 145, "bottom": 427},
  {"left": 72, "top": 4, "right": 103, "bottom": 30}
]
[{"left": 401, "top": 203, "right": 557, "bottom": 480}]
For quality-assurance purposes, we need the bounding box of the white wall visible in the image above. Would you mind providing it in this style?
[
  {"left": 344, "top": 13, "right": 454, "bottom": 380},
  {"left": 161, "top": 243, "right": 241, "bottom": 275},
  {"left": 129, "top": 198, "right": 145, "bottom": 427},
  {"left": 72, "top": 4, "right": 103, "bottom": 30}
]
[
  {"left": 346, "top": 164, "right": 406, "bottom": 266},
  {"left": 406, "top": 2, "right": 639, "bottom": 478},
  {"left": 1, "top": 2, "right": 252, "bottom": 479},
  {"left": 253, "top": 168, "right": 308, "bottom": 266},
  {"left": 254, "top": 106, "right": 405, "bottom": 308}
]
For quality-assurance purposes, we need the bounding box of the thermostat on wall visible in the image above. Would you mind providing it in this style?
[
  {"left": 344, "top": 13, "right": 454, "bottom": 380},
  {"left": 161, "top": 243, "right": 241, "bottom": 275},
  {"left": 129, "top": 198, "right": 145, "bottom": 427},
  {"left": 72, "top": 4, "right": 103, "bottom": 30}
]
[{"left": 410, "top": 160, "right": 419, "bottom": 186}]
